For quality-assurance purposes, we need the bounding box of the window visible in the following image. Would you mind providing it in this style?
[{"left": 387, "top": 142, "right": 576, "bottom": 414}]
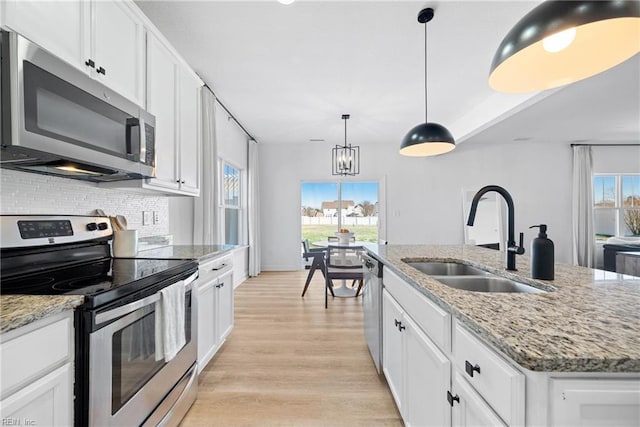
[
  {"left": 222, "top": 163, "right": 241, "bottom": 245},
  {"left": 301, "top": 181, "right": 379, "bottom": 244},
  {"left": 593, "top": 174, "right": 640, "bottom": 240}
]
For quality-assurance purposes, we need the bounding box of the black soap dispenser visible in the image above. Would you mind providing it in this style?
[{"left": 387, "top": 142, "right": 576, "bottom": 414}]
[{"left": 529, "top": 224, "right": 554, "bottom": 280}]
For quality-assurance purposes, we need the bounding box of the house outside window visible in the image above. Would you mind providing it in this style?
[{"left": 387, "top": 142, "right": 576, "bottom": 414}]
[
  {"left": 594, "top": 174, "right": 640, "bottom": 240},
  {"left": 222, "top": 162, "right": 241, "bottom": 245}
]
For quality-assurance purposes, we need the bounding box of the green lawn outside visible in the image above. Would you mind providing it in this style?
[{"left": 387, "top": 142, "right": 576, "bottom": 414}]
[{"left": 302, "top": 224, "right": 378, "bottom": 246}]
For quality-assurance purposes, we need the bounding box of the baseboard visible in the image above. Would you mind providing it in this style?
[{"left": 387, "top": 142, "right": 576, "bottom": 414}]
[{"left": 261, "top": 264, "right": 302, "bottom": 272}]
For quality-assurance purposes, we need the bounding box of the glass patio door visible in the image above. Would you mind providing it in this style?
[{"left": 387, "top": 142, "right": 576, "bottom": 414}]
[{"left": 301, "top": 181, "right": 379, "bottom": 245}]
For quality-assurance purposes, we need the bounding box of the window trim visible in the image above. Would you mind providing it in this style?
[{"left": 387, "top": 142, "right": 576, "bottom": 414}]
[{"left": 220, "top": 160, "right": 244, "bottom": 245}]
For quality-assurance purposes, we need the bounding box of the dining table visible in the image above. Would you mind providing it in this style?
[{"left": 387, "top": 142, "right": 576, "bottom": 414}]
[{"left": 312, "top": 240, "right": 368, "bottom": 297}]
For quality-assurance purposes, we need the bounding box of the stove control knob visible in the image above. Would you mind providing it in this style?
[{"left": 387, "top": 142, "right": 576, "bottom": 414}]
[
  {"left": 86, "top": 222, "right": 98, "bottom": 231},
  {"left": 97, "top": 222, "right": 109, "bottom": 230}
]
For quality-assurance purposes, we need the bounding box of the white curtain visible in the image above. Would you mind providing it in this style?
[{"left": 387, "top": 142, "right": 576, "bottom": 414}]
[
  {"left": 572, "top": 146, "right": 594, "bottom": 267},
  {"left": 247, "top": 139, "right": 261, "bottom": 276},
  {"left": 193, "top": 88, "right": 219, "bottom": 245}
]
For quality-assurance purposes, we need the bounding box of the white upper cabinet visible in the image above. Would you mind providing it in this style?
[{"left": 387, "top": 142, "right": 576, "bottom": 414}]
[
  {"left": 2, "top": 0, "right": 89, "bottom": 69},
  {"left": 2, "top": 0, "right": 144, "bottom": 106},
  {"left": 143, "top": 31, "right": 202, "bottom": 196},
  {"left": 178, "top": 67, "right": 202, "bottom": 195},
  {"left": 146, "top": 31, "right": 179, "bottom": 191},
  {"left": 92, "top": 0, "right": 144, "bottom": 105}
]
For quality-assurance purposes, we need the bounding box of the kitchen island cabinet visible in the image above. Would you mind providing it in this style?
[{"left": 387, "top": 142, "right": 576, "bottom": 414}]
[{"left": 366, "top": 244, "right": 640, "bottom": 426}]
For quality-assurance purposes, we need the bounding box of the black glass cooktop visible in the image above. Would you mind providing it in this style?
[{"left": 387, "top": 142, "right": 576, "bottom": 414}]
[{"left": 1, "top": 257, "right": 197, "bottom": 308}]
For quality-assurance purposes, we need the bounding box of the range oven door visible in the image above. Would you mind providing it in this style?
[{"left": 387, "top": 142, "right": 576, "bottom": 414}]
[{"left": 87, "top": 272, "right": 198, "bottom": 426}]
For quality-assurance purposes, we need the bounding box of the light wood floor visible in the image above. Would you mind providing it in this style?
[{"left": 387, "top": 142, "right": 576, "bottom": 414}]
[{"left": 181, "top": 270, "right": 402, "bottom": 426}]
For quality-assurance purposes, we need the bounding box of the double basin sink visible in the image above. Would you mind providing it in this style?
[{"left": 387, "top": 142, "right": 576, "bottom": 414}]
[{"left": 404, "top": 261, "right": 547, "bottom": 294}]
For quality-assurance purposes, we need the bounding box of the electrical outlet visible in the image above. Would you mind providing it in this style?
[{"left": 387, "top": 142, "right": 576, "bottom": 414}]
[
  {"left": 143, "top": 211, "right": 153, "bottom": 226},
  {"left": 153, "top": 211, "right": 160, "bottom": 224}
]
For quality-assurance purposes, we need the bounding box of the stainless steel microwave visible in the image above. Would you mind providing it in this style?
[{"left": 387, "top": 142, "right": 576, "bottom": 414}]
[{"left": 0, "top": 31, "right": 155, "bottom": 182}]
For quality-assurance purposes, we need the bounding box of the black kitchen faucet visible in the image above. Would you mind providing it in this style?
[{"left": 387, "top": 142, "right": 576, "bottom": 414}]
[{"left": 467, "top": 185, "right": 525, "bottom": 271}]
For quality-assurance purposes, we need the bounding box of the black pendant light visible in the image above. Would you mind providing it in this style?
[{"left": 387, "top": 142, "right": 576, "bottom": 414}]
[
  {"left": 490, "top": 1, "right": 640, "bottom": 93},
  {"left": 400, "top": 7, "right": 455, "bottom": 157},
  {"left": 332, "top": 114, "right": 360, "bottom": 176}
]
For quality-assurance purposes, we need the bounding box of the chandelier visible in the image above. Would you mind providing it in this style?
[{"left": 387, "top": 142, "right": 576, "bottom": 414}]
[{"left": 332, "top": 114, "right": 360, "bottom": 176}]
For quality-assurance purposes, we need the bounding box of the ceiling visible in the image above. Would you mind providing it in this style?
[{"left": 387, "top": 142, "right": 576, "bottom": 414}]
[{"left": 136, "top": 0, "right": 640, "bottom": 148}]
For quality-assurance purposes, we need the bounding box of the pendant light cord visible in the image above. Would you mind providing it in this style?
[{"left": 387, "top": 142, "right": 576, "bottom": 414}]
[
  {"left": 424, "top": 20, "right": 428, "bottom": 123},
  {"left": 344, "top": 116, "right": 347, "bottom": 146}
]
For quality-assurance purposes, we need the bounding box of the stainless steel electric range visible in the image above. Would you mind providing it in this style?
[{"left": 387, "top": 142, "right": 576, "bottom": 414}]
[{"left": 0, "top": 215, "right": 198, "bottom": 426}]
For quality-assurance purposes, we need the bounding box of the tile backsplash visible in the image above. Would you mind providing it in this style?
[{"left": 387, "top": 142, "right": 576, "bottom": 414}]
[{"left": 0, "top": 170, "right": 169, "bottom": 237}]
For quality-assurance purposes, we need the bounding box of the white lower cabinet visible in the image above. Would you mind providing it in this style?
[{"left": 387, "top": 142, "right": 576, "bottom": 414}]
[
  {"left": 451, "top": 371, "right": 506, "bottom": 427},
  {"left": 0, "top": 312, "right": 74, "bottom": 426},
  {"left": 382, "top": 289, "right": 451, "bottom": 427},
  {"left": 0, "top": 364, "right": 72, "bottom": 426},
  {"left": 550, "top": 378, "right": 640, "bottom": 427},
  {"left": 196, "top": 256, "right": 234, "bottom": 374},
  {"left": 405, "top": 314, "right": 451, "bottom": 426},
  {"left": 380, "top": 265, "right": 640, "bottom": 427}
]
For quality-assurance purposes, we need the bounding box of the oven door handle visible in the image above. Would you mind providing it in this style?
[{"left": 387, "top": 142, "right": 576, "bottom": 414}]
[{"left": 95, "top": 272, "right": 197, "bottom": 326}]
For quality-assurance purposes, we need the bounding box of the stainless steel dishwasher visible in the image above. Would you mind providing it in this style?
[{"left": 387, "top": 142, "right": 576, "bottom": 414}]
[{"left": 362, "top": 253, "right": 383, "bottom": 374}]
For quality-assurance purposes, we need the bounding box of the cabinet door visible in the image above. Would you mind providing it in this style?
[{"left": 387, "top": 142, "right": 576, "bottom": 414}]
[
  {"left": 451, "top": 371, "right": 506, "bottom": 427},
  {"left": 92, "top": 0, "right": 144, "bottom": 105},
  {"left": 404, "top": 315, "right": 451, "bottom": 427},
  {"left": 178, "top": 67, "right": 201, "bottom": 195},
  {"left": 382, "top": 290, "right": 404, "bottom": 414},
  {"left": 3, "top": 0, "right": 89, "bottom": 71},
  {"left": 146, "top": 31, "right": 179, "bottom": 190},
  {"left": 550, "top": 378, "right": 640, "bottom": 427},
  {"left": 196, "top": 279, "right": 217, "bottom": 374},
  {"left": 0, "top": 363, "right": 72, "bottom": 426},
  {"left": 216, "top": 271, "right": 234, "bottom": 344}
]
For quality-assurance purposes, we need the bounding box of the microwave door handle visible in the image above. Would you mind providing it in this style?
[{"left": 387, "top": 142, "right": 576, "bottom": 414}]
[
  {"left": 94, "top": 273, "right": 197, "bottom": 326},
  {"left": 126, "top": 117, "right": 141, "bottom": 161}
]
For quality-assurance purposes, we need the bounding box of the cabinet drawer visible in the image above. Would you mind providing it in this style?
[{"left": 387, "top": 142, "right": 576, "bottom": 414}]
[
  {"left": 383, "top": 267, "right": 450, "bottom": 352},
  {"left": 1, "top": 314, "right": 72, "bottom": 397},
  {"left": 453, "top": 321, "right": 524, "bottom": 426},
  {"left": 198, "top": 256, "right": 232, "bottom": 284}
]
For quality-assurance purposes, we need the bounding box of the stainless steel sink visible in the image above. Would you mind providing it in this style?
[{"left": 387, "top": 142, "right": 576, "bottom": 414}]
[
  {"left": 406, "top": 262, "right": 489, "bottom": 276},
  {"left": 403, "top": 261, "right": 547, "bottom": 294},
  {"left": 433, "top": 276, "right": 546, "bottom": 294}
]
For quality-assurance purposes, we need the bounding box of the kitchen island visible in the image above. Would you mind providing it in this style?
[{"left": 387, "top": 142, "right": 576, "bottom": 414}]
[{"left": 364, "top": 243, "right": 640, "bottom": 426}]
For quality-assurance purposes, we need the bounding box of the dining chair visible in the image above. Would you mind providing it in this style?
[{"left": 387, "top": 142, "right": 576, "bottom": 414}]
[
  {"left": 323, "top": 246, "right": 364, "bottom": 309},
  {"left": 302, "top": 239, "right": 324, "bottom": 269},
  {"left": 301, "top": 244, "right": 331, "bottom": 298}
]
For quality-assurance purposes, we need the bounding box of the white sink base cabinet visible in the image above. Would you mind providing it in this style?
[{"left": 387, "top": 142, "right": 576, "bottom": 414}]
[{"left": 381, "top": 266, "right": 640, "bottom": 427}]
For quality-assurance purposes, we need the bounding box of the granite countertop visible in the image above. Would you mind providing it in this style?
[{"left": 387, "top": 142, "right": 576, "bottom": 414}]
[
  {"left": 136, "top": 244, "right": 241, "bottom": 262},
  {"left": 0, "top": 295, "right": 84, "bottom": 334},
  {"left": 365, "top": 244, "right": 640, "bottom": 373}
]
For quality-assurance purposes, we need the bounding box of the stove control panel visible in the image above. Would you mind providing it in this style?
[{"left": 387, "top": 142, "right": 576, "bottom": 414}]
[
  {"left": 0, "top": 215, "right": 113, "bottom": 248},
  {"left": 18, "top": 220, "right": 74, "bottom": 239}
]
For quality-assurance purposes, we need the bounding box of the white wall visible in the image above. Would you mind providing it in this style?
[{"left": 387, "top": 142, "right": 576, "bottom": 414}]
[
  {"left": 259, "top": 140, "right": 573, "bottom": 270},
  {"left": 1, "top": 169, "right": 169, "bottom": 237}
]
